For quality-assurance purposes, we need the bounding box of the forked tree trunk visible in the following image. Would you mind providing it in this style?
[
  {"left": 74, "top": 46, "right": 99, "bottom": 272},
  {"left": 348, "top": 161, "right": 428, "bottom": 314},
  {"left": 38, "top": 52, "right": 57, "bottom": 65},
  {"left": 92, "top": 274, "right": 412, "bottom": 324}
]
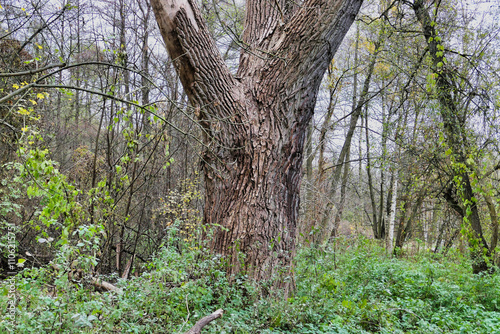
[{"left": 150, "top": 0, "right": 363, "bottom": 290}]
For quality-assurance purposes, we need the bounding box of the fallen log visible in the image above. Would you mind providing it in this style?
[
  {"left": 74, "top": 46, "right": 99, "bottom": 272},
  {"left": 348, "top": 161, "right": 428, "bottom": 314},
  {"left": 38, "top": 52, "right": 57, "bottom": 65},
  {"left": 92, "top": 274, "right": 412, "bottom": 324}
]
[
  {"left": 91, "top": 277, "right": 122, "bottom": 293},
  {"left": 184, "top": 309, "right": 224, "bottom": 334}
]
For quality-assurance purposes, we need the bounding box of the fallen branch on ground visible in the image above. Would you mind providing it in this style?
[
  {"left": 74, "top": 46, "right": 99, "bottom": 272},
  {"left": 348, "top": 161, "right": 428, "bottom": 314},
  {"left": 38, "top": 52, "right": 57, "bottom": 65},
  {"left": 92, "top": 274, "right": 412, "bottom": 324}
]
[
  {"left": 184, "top": 309, "right": 224, "bottom": 334},
  {"left": 49, "top": 263, "right": 122, "bottom": 293},
  {"left": 91, "top": 277, "right": 123, "bottom": 293}
]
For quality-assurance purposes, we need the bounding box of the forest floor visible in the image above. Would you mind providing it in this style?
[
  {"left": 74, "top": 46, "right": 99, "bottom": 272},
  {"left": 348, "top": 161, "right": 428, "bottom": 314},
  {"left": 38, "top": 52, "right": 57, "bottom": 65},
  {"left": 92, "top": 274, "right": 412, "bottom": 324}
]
[{"left": 2, "top": 236, "right": 500, "bottom": 333}]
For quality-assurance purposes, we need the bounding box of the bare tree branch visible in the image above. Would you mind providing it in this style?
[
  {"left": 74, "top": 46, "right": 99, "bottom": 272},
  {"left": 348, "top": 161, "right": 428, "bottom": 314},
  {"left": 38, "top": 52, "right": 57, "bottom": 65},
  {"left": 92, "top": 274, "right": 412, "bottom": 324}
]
[{"left": 0, "top": 62, "right": 67, "bottom": 77}]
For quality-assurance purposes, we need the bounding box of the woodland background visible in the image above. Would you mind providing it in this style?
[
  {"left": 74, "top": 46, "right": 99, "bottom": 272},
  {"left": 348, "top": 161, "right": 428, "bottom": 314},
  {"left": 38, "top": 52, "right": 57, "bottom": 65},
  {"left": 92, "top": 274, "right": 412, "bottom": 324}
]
[{"left": 1, "top": 0, "right": 500, "bottom": 332}]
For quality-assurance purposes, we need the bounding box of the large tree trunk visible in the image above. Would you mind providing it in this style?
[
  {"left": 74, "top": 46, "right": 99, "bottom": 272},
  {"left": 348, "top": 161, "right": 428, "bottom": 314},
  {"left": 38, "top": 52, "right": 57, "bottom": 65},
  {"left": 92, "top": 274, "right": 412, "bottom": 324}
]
[{"left": 150, "top": 0, "right": 363, "bottom": 290}]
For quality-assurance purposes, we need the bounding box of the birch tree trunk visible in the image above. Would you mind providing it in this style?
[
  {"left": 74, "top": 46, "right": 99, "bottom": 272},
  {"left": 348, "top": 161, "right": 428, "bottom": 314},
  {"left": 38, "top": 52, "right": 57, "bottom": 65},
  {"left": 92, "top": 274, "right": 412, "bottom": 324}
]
[
  {"left": 150, "top": 0, "right": 363, "bottom": 290},
  {"left": 386, "top": 172, "right": 397, "bottom": 253}
]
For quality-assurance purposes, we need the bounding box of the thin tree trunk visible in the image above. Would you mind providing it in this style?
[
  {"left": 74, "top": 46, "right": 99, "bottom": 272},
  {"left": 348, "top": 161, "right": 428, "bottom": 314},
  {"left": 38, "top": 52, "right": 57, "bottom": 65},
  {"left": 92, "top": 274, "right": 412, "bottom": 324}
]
[
  {"left": 365, "top": 105, "right": 381, "bottom": 239},
  {"left": 139, "top": 0, "right": 151, "bottom": 133},
  {"left": 412, "top": 0, "right": 490, "bottom": 274},
  {"left": 308, "top": 78, "right": 337, "bottom": 243},
  {"left": 377, "top": 84, "right": 391, "bottom": 241},
  {"left": 434, "top": 218, "right": 446, "bottom": 253},
  {"left": 331, "top": 148, "right": 350, "bottom": 238},
  {"left": 442, "top": 226, "right": 461, "bottom": 256},
  {"left": 394, "top": 190, "right": 425, "bottom": 252},
  {"left": 74, "top": 0, "right": 82, "bottom": 144},
  {"left": 318, "top": 90, "right": 336, "bottom": 184},
  {"left": 386, "top": 172, "right": 397, "bottom": 252},
  {"left": 485, "top": 195, "right": 498, "bottom": 252},
  {"left": 90, "top": 100, "right": 106, "bottom": 226},
  {"left": 318, "top": 31, "right": 380, "bottom": 243},
  {"left": 330, "top": 25, "right": 359, "bottom": 239}
]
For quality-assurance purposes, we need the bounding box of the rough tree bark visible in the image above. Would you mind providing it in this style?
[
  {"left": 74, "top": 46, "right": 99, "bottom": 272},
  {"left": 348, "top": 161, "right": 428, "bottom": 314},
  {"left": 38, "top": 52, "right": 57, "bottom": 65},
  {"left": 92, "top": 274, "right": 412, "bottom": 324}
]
[{"left": 150, "top": 0, "right": 363, "bottom": 290}]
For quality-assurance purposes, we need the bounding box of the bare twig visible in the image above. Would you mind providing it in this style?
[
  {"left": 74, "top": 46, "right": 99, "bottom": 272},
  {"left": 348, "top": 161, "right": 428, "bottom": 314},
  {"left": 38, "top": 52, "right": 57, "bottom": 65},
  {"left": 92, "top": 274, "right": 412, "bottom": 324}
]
[{"left": 0, "top": 63, "right": 67, "bottom": 77}]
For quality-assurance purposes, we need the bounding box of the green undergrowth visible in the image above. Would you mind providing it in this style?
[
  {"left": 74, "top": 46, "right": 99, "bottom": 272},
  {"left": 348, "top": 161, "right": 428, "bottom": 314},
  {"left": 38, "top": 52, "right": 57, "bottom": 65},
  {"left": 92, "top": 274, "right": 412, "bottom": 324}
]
[{"left": 2, "top": 237, "right": 500, "bottom": 333}]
